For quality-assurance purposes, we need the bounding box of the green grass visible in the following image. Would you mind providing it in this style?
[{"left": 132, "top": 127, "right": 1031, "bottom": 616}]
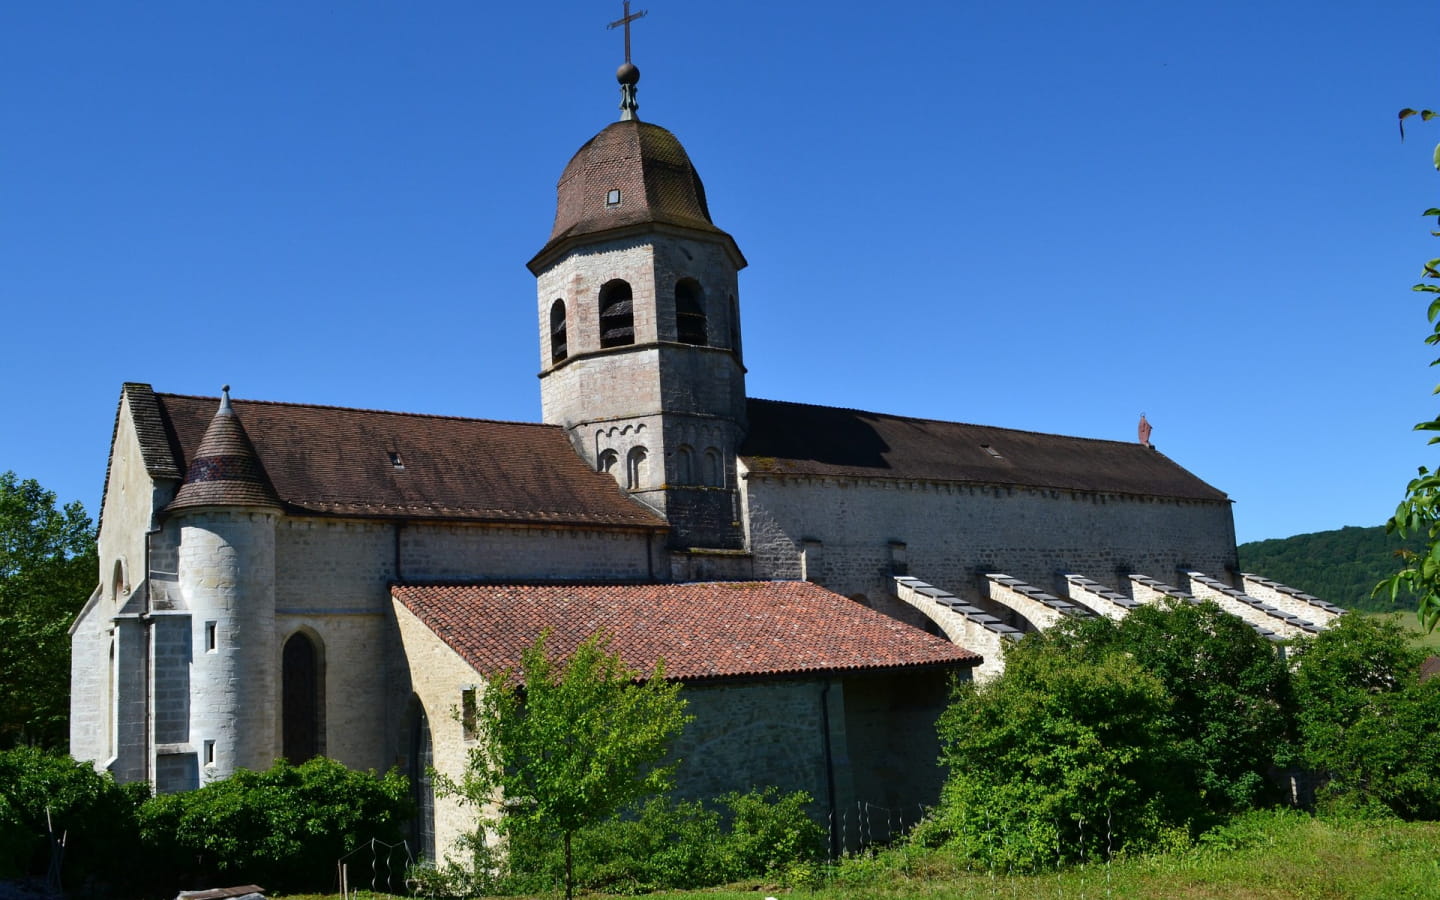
[
  {"left": 1362, "top": 609, "right": 1440, "bottom": 652},
  {"left": 276, "top": 810, "right": 1440, "bottom": 900}
]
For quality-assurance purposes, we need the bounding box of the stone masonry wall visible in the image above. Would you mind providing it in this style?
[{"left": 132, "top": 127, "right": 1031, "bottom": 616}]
[{"left": 745, "top": 474, "right": 1238, "bottom": 620}]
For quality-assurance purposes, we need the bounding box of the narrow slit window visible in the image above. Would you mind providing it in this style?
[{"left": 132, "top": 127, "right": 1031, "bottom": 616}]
[
  {"left": 205, "top": 621, "right": 218, "bottom": 652},
  {"left": 203, "top": 740, "right": 216, "bottom": 767},
  {"left": 461, "top": 688, "right": 478, "bottom": 741}
]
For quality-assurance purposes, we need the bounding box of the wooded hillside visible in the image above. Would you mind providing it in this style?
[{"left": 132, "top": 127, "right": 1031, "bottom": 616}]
[{"left": 1237, "top": 525, "right": 1423, "bottom": 612}]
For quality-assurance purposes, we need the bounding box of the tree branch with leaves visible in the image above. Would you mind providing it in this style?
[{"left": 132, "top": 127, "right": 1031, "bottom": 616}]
[
  {"left": 1378, "top": 107, "right": 1440, "bottom": 632},
  {"left": 442, "top": 629, "right": 692, "bottom": 900}
]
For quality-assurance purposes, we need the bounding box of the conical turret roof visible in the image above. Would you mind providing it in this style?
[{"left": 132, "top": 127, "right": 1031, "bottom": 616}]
[{"left": 166, "top": 387, "right": 280, "bottom": 513}]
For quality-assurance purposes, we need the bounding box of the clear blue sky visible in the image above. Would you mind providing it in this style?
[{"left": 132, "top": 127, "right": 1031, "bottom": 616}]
[{"left": 2, "top": 0, "right": 1437, "bottom": 545}]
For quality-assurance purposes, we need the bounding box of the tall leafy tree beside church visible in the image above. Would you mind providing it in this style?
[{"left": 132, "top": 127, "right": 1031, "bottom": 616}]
[
  {"left": 446, "top": 630, "right": 691, "bottom": 900},
  {"left": 1380, "top": 107, "right": 1440, "bottom": 632},
  {"left": 0, "top": 471, "right": 96, "bottom": 748}
]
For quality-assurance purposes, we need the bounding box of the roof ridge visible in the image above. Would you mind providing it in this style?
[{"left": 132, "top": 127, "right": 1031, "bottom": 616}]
[
  {"left": 747, "top": 397, "right": 1158, "bottom": 450},
  {"left": 156, "top": 392, "right": 556, "bottom": 430}
]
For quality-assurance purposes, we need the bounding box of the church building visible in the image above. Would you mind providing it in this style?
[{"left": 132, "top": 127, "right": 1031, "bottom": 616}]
[{"left": 69, "top": 32, "right": 1341, "bottom": 862}]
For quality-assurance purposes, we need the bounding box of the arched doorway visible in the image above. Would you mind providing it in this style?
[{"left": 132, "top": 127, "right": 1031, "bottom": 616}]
[{"left": 407, "top": 699, "right": 436, "bottom": 861}]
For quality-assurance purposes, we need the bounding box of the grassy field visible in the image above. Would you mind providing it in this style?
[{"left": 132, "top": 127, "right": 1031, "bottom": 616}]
[
  {"left": 278, "top": 810, "right": 1440, "bottom": 900},
  {"left": 1386, "top": 609, "right": 1440, "bottom": 652}
]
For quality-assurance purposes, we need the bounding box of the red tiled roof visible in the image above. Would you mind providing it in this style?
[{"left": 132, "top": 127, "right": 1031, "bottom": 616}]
[
  {"left": 742, "top": 398, "right": 1228, "bottom": 503},
  {"left": 393, "top": 580, "right": 980, "bottom": 682},
  {"left": 144, "top": 387, "right": 665, "bottom": 528}
]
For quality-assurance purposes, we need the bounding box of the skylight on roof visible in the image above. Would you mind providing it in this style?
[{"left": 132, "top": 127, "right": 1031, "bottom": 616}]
[
  {"left": 980, "top": 444, "right": 1003, "bottom": 459},
  {"left": 389, "top": 452, "right": 405, "bottom": 470},
  {"left": 606, "top": 189, "right": 621, "bottom": 207}
]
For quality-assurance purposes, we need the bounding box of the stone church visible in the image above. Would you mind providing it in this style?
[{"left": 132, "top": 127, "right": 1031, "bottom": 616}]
[{"left": 69, "top": 47, "right": 1342, "bottom": 861}]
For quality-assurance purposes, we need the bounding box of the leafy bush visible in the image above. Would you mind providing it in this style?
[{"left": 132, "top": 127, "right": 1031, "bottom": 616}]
[
  {"left": 0, "top": 747, "right": 146, "bottom": 887},
  {"left": 1040, "top": 600, "right": 1292, "bottom": 814},
  {"left": 1290, "top": 614, "right": 1440, "bottom": 819},
  {"left": 920, "top": 646, "right": 1192, "bottom": 871},
  {"left": 138, "top": 757, "right": 412, "bottom": 894},
  {"left": 489, "top": 788, "right": 823, "bottom": 894}
]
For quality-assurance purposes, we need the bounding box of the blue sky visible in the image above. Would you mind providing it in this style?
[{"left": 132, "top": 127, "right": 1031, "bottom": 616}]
[{"left": 2, "top": 0, "right": 1437, "bottom": 545}]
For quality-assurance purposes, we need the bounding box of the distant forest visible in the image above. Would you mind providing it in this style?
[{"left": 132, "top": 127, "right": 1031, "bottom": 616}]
[{"left": 1237, "top": 525, "right": 1426, "bottom": 613}]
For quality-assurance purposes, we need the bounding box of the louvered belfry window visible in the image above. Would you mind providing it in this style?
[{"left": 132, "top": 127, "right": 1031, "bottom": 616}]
[
  {"left": 599, "top": 280, "right": 635, "bottom": 348},
  {"left": 550, "top": 299, "right": 568, "bottom": 363},
  {"left": 675, "top": 279, "right": 707, "bottom": 346}
]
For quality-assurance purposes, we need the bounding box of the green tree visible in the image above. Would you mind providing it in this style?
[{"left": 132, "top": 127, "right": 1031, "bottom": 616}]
[
  {"left": 1379, "top": 107, "right": 1440, "bottom": 632},
  {"left": 921, "top": 643, "right": 1189, "bottom": 870},
  {"left": 0, "top": 472, "right": 97, "bottom": 748},
  {"left": 1289, "top": 614, "right": 1440, "bottom": 819},
  {"left": 447, "top": 630, "right": 692, "bottom": 900},
  {"left": 1039, "top": 600, "right": 1291, "bottom": 814}
]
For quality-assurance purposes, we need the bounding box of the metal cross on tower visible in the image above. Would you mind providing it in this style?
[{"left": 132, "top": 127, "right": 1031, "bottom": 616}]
[{"left": 608, "top": 0, "right": 648, "bottom": 64}]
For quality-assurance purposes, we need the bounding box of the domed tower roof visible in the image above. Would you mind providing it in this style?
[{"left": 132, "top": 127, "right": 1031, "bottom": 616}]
[
  {"left": 528, "top": 119, "right": 744, "bottom": 272},
  {"left": 167, "top": 386, "right": 280, "bottom": 513}
]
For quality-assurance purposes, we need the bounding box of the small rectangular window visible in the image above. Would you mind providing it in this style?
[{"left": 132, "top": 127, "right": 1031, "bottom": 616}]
[
  {"left": 461, "top": 687, "right": 478, "bottom": 741},
  {"left": 606, "top": 189, "right": 621, "bottom": 206},
  {"left": 205, "top": 622, "right": 218, "bottom": 652},
  {"left": 203, "top": 740, "right": 216, "bottom": 767}
]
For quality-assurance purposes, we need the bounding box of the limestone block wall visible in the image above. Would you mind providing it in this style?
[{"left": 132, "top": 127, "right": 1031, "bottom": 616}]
[
  {"left": 1185, "top": 571, "right": 1320, "bottom": 639},
  {"left": 893, "top": 576, "right": 1018, "bottom": 682},
  {"left": 840, "top": 669, "right": 952, "bottom": 833},
  {"left": 68, "top": 586, "right": 110, "bottom": 770},
  {"left": 392, "top": 599, "right": 497, "bottom": 865},
  {"left": 744, "top": 474, "right": 1238, "bottom": 621},
  {"left": 399, "top": 522, "right": 655, "bottom": 583},
  {"left": 1064, "top": 575, "right": 1138, "bottom": 620},
  {"left": 672, "top": 680, "right": 846, "bottom": 813},
  {"left": 178, "top": 510, "right": 279, "bottom": 782},
  {"left": 1240, "top": 574, "right": 1346, "bottom": 625}
]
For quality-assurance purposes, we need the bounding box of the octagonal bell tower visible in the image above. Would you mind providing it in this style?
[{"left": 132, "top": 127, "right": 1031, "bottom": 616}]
[{"left": 527, "top": 59, "right": 748, "bottom": 550}]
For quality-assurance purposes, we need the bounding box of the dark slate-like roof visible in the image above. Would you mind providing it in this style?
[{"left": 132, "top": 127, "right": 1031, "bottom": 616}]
[
  {"left": 167, "top": 392, "right": 281, "bottom": 512},
  {"left": 393, "top": 580, "right": 980, "bottom": 682},
  {"left": 143, "top": 387, "right": 664, "bottom": 528},
  {"left": 529, "top": 120, "right": 742, "bottom": 270},
  {"left": 741, "top": 399, "right": 1228, "bottom": 503}
]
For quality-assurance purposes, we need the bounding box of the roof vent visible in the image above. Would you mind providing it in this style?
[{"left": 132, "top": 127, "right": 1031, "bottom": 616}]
[
  {"left": 980, "top": 444, "right": 1003, "bottom": 460},
  {"left": 389, "top": 452, "right": 405, "bottom": 470}
]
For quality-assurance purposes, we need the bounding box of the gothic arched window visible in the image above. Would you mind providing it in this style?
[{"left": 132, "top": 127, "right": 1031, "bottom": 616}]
[
  {"left": 675, "top": 279, "right": 707, "bottom": 346},
  {"left": 550, "top": 299, "right": 567, "bottom": 364},
  {"left": 282, "top": 631, "right": 324, "bottom": 763},
  {"left": 406, "top": 697, "right": 436, "bottom": 862},
  {"left": 626, "top": 446, "right": 648, "bottom": 490},
  {"left": 599, "top": 280, "right": 634, "bottom": 348}
]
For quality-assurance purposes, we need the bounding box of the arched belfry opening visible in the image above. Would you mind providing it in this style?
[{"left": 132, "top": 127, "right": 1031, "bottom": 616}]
[
  {"left": 675, "top": 279, "right": 706, "bottom": 346},
  {"left": 599, "top": 280, "right": 634, "bottom": 347},
  {"left": 550, "top": 299, "right": 568, "bottom": 364},
  {"left": 282, "top": 631, "right": 323, "bottom": 763}
]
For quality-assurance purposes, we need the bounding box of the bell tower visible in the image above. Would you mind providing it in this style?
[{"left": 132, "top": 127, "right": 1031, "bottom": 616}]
[{"left": 527, "top": 43, "right": 748, "bottom": 550}]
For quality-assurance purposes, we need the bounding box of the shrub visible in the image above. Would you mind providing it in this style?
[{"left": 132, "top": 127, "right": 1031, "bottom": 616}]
[
  {"left": 920, "top": 645, "right": 1192, "bottom": 870},
  {"left": 0, "top": 747, "right": 146, "bottom": 888},
  {"left": 492, "top": 788, "right": 823, "bottom": 894},
  {"left": 137, "top": 757, "right": 412, "bottom": 894},
  {"left": 1290, "top": 614, "right": 1440, "bottom": 819}
]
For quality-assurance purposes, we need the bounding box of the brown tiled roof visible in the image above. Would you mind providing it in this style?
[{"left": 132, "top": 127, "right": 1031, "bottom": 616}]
[
  {"left": 741, "top": 399, "right": 1228, "bottom": 503},
  {"left": 167, "top": 391, "right": 281, "bottom": 512},
  {"left": 393, "top": 580, "right": 980, "bottom": 682},
  {"left": 150, "top": 390, "right": 665, "bottom": 528},
  {"left": 529, "top": 120, "right": 743, "bottom": 270}
]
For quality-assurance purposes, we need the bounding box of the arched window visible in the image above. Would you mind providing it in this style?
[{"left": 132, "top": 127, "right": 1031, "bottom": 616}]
[
  {"left": 549, "top": 299, "right": 567, "bottom": 364},
  {"left": 703, "top": 448, "right": 723, "bottom": 487},
  {"left": 626, "top": 446, "right": 648, "bottom": 490},
  {"left": 675, "top": 445, "right": 694, "bottom": 484},
  {"left": 406, "top": 697, "right": 436, "bottom": 862},
  {"left": 282, "top": 632, "right": 323, "bottom": 763},
  {"left": 598, "top": 448, "right": 619, "bottom": 479},
  {"left": 599, "top": 280, "right": 634, "bottom": 348},
  {"left": 675, "top": 279, "right": 707, "bottom": 346}
]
